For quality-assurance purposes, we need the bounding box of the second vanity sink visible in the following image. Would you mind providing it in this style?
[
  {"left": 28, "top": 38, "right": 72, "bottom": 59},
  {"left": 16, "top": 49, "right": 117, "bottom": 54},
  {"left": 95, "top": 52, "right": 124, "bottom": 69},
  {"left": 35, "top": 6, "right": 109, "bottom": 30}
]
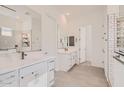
[{"left": 58, "top": 47, "right": 78, "bottom": 54}]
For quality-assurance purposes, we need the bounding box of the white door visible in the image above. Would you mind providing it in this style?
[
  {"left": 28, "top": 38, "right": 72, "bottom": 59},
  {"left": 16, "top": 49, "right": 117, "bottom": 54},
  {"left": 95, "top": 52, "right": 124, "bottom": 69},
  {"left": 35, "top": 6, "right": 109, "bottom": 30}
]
[
  {"left": 79, "top": 27, "right": 86, "bottom": 63},
  {"left": 79, "top": 25, "right": 93, "bottom": 63}
]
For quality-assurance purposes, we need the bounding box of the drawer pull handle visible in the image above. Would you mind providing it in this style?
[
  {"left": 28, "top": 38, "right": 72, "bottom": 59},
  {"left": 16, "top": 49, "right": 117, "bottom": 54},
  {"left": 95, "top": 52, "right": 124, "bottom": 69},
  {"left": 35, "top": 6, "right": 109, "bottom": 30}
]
[
  {"left": 49, "top": 69, "right": 54, "bottom": 71},
  {"left": 32, "top": 72, "right": 34, "bottom": 74},
  {"left": 21, "top": 76, "right": 24, "bottom": 79},
  {"left": 49, "top": 60, "right": 55, "bottom": 63}
]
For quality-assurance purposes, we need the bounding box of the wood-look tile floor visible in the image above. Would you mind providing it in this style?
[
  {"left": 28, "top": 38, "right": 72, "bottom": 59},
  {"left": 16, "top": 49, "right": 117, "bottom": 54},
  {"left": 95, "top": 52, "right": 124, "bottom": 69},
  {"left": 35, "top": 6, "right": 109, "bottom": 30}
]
[{"left": 53, "top": 63, "right": 109, "bottom": 87}]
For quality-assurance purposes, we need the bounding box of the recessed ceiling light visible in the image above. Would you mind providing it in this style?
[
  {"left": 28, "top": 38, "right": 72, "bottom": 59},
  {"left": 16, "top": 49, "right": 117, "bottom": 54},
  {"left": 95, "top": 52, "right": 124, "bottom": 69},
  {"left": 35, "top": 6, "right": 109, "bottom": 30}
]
[{"left": 66, "top": 13, "right": 70, "bottom": 16}]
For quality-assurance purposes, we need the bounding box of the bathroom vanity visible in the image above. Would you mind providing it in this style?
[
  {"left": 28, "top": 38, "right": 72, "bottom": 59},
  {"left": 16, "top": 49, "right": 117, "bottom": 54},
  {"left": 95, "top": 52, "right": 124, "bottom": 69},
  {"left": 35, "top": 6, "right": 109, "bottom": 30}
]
[
  {"left": 0, "top": 50, "right": 55, "bottom": 87},
  {"left": 0, "top": 6, "right": 57, "bottom": 87},
  {"left": 56, "top": 48, "right": 78, "bottom": 72}
]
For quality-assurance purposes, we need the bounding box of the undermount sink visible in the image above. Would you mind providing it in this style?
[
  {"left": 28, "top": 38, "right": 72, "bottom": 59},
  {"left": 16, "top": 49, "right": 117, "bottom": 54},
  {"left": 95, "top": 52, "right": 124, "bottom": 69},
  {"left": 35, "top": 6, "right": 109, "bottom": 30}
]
[{"left": 21, "top": 51, "right": 46, "bottom": 62}]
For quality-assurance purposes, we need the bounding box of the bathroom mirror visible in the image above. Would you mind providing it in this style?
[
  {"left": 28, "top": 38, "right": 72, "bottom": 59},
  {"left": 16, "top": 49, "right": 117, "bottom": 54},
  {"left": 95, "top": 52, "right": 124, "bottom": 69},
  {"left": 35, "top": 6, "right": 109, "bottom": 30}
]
[
  {"left": 0, "top": 5, "right": 41, "bottom": 52},
  {"left": 57, "top": 25, "right": 68, "bottom": 49},
  {"left": 0, "top": 7, "right": 18, "bottom": 50}
]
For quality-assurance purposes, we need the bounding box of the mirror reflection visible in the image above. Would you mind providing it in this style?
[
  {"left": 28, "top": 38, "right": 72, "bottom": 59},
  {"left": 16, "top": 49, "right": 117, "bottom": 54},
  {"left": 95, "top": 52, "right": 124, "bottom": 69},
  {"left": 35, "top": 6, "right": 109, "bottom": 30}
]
[{"left": 0, "top": 6, "right": 41, "bottom": 52}]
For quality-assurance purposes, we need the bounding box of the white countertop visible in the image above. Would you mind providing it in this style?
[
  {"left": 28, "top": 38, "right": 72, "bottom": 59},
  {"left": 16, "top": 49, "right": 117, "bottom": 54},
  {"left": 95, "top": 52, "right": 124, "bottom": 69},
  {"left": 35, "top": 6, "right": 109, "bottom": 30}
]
[
  {"left": 0, "top": 51, "right": 55, "bottom": 74},
  {"left": 58, "top": 47, "right": 77, "bottom": 54}
]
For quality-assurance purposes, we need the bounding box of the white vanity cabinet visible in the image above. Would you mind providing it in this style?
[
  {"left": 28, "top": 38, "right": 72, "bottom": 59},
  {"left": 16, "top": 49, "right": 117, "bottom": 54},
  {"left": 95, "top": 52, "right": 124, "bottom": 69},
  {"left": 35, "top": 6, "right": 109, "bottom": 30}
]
[
  {"left": 0, "top": 50, "right": 55, "bottom": 87},
  {"left": 47, "top": 59, "right": 55, "bottom": 86},
  {"left": 57, "top": 54, "right": 69, "bottom": 71},
  {"left": 71, "top": 51, "right": 78, "bottom": 66},
  {"left": 57, "top": 51, "right": 77, "bottom": 72},
  {"left": 19, "top": 62, "right": 47, "bottom": 87},
  {"left": 0, "top": 70, "right": 18, "bottom": 87},
  {"left": 19, "top": 58, "right": 55, "bottom": 87}
]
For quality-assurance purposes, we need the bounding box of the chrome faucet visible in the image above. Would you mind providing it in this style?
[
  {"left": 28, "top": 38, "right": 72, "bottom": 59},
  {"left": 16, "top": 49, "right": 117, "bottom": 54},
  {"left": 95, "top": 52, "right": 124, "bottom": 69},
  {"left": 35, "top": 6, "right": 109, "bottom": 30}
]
[{"left": 21, "top": 51, "right": 27, "bottom": 60}]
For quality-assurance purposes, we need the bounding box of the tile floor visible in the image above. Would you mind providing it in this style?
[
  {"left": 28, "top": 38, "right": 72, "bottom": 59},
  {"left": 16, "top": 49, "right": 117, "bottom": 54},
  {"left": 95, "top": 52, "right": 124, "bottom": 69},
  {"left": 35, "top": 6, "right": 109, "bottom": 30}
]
[{"left": 53, "top": 63, "right": 109, "bottom": 87}]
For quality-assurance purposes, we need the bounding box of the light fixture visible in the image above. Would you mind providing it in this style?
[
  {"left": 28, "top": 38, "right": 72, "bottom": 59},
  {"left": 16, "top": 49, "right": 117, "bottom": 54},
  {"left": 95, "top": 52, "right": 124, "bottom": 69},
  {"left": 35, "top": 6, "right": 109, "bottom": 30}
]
[{"left": 66, "top": 13, "right": 70, "bottom": 16}]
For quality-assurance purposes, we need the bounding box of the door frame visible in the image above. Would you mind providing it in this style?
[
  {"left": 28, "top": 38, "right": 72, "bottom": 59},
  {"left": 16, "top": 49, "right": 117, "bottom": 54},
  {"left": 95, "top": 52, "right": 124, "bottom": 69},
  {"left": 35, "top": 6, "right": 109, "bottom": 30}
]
[{"left": 79, "top": 26, "right": 87, "bottom": 63}]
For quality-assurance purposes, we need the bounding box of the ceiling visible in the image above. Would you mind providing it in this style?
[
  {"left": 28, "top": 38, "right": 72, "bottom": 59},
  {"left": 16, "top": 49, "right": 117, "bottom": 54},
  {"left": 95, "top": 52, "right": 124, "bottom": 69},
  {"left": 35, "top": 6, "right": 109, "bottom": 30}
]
[{"left": 53, "top": 5, "right": 106, "bottom": 20}]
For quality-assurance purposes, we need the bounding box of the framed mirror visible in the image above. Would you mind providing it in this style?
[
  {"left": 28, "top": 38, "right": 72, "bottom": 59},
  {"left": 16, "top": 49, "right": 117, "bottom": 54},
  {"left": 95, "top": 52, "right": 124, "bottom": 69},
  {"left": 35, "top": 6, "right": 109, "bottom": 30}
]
[{"left": 0, "top": 5, "right": 41, "bottom": 52}]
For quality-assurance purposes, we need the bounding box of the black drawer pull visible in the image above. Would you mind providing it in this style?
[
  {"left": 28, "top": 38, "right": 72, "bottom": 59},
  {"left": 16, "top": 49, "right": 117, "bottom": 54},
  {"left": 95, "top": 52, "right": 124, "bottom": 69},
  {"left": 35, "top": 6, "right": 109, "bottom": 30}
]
[
  {"left": 49, "top": 60, "right": 55, "bottom": 63},
  {"left": 21, "top": 76, "right": 24, "bottom": 79},
  {"left": 49, "top": 69, "right": 54, "bottom": 71},
  {"left": 32, "top": 72, "right": 34, "bottom": 74}
]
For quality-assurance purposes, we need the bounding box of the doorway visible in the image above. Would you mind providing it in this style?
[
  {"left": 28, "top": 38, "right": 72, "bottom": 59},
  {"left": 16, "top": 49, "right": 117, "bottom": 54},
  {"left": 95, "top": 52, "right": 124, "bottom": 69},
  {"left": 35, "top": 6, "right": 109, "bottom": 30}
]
[
  {"left": 79, "top": 27, "right": 86, "bottom": 63},
  {"left": 79, "top": 25, "right": 92, "bottom": 64}
]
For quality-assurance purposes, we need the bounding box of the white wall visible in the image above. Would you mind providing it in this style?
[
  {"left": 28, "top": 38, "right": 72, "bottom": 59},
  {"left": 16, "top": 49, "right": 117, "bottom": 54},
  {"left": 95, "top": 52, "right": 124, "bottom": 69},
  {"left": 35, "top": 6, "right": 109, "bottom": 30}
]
[
  {"left": 28, "top": 6, "right": 60, "bottom": 56},
  {"left": 64, "top": 6, "right": 106, "bottom": 68}
]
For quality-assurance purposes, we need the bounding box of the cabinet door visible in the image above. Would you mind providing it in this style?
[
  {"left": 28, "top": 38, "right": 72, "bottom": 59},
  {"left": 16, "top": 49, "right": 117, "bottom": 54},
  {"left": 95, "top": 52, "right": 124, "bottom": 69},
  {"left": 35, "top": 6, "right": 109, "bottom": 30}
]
[
  {"left": 19, "top": 62, "right": 48, "bottom": 87},
  {"left": 65, "top": 55, "right": 72, "bottom": 71},
  {"left": 20, "top": 72, "right": 34, "bottom": 87},
  {"left": 47, "top": 59, "right": 55, "bottom": 86},
  {"left": 48, "top": 70, "right": 54, "bottom": 86},
  {"left": 0, "top": 70, "right": 18, "bottom": 87},
  {"left": 40, "top": 62, "right": 47, "bottom": 87},
  {"left": 19, "top": 63, "right": 42, "bottom": 87},
  {"left": 28, "top": 70, "right": 47, "bottom": 87},
  {"left": 19, "top": 63, "right": 42, "bottom": 77},
  {"left": 62, "top": 54, "right": 72, "bottom": 71},
  {"left": 69, "top": 53, "right": 76, "bottom": 68}
]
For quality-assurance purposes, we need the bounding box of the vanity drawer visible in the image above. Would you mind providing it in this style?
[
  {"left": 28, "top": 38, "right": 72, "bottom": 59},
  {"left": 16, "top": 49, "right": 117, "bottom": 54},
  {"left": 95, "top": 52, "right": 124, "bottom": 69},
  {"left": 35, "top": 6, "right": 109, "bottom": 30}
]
[
  {"left": 19, "top": 62, "right": 47, "bottom": 87},
  {"left": 0, "top": 70, "right": 18, "bottom": 87},
  {"left": 19, "top": 63, "right": 42, "bottom": 77}
]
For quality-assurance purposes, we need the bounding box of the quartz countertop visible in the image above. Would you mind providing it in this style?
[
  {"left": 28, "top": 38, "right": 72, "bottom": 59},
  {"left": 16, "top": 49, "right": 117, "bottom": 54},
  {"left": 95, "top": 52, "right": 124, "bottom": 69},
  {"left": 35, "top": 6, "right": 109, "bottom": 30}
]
[
  {"left": 58, "top": 47, "right": 77, "bottom": 54},
  {"left": 0, "top": 51, "right": 55, "bottom": 74}
]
